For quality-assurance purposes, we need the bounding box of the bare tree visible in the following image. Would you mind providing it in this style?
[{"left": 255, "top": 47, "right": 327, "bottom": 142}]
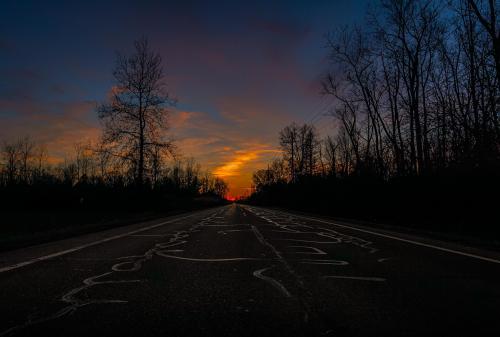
[
  {"left": 33, "top": 144, "right": 48, "bottom": 178},
  {"left": 468, "top": 0, "right": 500, "bottom": 86},
  {"left": 279, "top": 123, "right": 320, "bottom": 180},
  {"left": 74, "top": 141, "right": 94, "bottom": 182},
  {"left": 324, "top": 136, "right": 338, "bottom": 176},
  {"left": 18, "top": 136, "right": 35, "bottom": 183},
  {"left": 184, "top": 157, "right": 201, "bottom": 193},
  {"left": 213, "top": 177, "right": 228, "bottom": 199},
  {"left": 98, "top": 37, "right": 175, "bottom": 185},
  {"left": 199, "top": 171, "right": 215, "bottom": 194},
  {"left": 279, "top": 123, "right": 299, "bottom": 182},
  {"left": 1, "top": 141, "right": 19, "bottom": 184}
]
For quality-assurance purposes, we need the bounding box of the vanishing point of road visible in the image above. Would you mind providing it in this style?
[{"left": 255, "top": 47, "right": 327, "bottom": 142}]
[{"left": 1, "top": 204, "right": 500, "bottom": 336}]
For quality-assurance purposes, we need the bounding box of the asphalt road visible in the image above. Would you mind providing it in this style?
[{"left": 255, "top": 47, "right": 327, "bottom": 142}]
[{"left": 1, "top": 204, "right": 500, "bottom": 336}]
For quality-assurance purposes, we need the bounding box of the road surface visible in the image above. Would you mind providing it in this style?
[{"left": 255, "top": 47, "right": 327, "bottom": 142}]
[{"left": 1, "top": 204, "right": 500, "bottom": 336}]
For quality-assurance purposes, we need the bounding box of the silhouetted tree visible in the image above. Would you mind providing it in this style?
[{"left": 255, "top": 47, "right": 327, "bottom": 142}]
[
  {"left": 1, "top": 141, "right": 19, "bottom": 184},
  {"left": 98, "top": 37, "right": 175, "bottom": 185},
  {"left": 279, "top": 123, "right": 320, "bottom": 180},
  {"left": 468, "top": 0, "right": 500, "bottom": 86},
  {"left": 18, "top": 136, "right": 35, "bottom": 183},
  {"left": 279, "top": 123, "right": 299, "bottom": 182},
  {"left": 247, "top": 0, "right": 500, "bottom": 237},
  {"left": 213, "top": 177, "right": 229, "bottom": 199}
]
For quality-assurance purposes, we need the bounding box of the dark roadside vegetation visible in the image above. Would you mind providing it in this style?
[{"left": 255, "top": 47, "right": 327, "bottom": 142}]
[
  {"left": 245, "top": 0, "right": 500, "bottom": 248},
  {"left": 0, "top": 153, "right": 229, "bottom": 252},
  {"left": 244, "top": 169, "right": 500, "bottom": 247},
  {"left": 0, "top": 39, "right": 229, "bottom": 252}
]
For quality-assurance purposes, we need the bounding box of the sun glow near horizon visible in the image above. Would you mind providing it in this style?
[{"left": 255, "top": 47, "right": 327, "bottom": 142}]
[{"left": 213, "top": 148, "right": 281, "bottom": 199}]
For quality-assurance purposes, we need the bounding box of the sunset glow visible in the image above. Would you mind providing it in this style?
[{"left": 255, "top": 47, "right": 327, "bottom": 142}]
[
  {"left": 1, "top": 2, "right": 499, "bottom": 336},
  {"left": 213, "top": 149, "right": 281, "bottom": 198},
  {"left": 0, "top": 0, "right": 368, "bottom": 199},
  {"left": 214, "top": 151, "right": 259, "bottom": 178}
]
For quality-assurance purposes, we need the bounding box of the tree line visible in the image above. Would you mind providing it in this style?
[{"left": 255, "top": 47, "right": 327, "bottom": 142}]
[
  {"left": 0, "top": 136, "right": 227, "bottom": 199},
  {"left": 256, "top": 0, "right": 500, "bottom": 184},
  {"left": 248, "top": 0, "right": 499, "bottom": 236},
  {"left": 0, "top": 38, "right": 228, "bottom": 213},
  {"left": 320, "top": 0, "right": 499, "bottom": 178}
]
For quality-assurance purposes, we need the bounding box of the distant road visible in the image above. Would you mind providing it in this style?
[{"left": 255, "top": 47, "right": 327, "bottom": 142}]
[{"left": 1, "top": 204, "right": 500, "bottom": 336}]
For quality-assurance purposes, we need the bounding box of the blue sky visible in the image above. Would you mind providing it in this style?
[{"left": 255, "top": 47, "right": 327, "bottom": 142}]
[{"left": 0, "top": 0, "right": 369, "bottom": 196}]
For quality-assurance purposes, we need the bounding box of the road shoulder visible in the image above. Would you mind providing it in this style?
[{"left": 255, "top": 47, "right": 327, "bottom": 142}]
[
  {"left": 0, "top": 206, "right": 225, "bottom": 273},
  {"left": 245, "top": 205, "right": 500, "bottom": 265}
]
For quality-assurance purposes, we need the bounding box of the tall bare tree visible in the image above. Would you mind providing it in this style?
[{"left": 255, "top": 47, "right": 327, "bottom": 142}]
[
  {"left": 279, "top": 123, "right": 299, "bottom": 182},
  {"left": 1, "top": 141, "right": 19, "bottom": 184},
  {"left": 319, "top": 0, "right": 499, "bottom": 179},
  {"left": 98, "top": 37, "right": 175, "bottom": 185},
  {"left": 468, "top": 0, "right": 500, "bottom": 86},
  {"left": 18, "top": 136, "right": 35, "bottom": 183}
]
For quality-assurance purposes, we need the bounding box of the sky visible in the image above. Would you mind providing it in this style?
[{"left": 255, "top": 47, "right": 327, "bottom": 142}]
[{"left": 0, "top": 0, "right": 369, "bottom": 198}]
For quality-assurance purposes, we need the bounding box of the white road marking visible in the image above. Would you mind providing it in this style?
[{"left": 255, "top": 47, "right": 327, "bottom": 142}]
[
  {"left": 201, "top": 224, "right": 240, "bottom": 227},
  {"left": 0, "top": 272, "right": 141, "bottom": 336},
  {"left": 288, "top": 246, "right": 327, "bottom": 255},
  {"left": 0, "top": 208, "right": 233, "bottom": 336},
  {"left": 217, "top": 229, "right": 251, "bottom": 235},
  {"left": 156, "top": 253, "right": 263, "bottom": 262},
  {"left": 277, "top": 238, "right": 341, "bottom": 244},
  {"left": 300, "top": 259, "right": 348, "bottom": 266},
  {"left": 0, "top": 211, "right": 208, "bottom": 274},
  {"left": 249, "top": 207, "right": 500, "bottom": 265},
  {"left": 253, "top": 266, "right": 292, "bottom": 298},
  {"left": 251, "top": 225, "right": 271, "bottom": 248}
]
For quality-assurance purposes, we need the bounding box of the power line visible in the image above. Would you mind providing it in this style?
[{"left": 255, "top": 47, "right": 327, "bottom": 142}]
[
  {"left": 307, "top": 96, "right": 335, "bottom": 128},
  {"left": 306, "top": 96, "right": 330, "bottom": 124}
]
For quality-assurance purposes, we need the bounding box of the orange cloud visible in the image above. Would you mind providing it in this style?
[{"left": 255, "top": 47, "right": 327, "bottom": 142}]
[
  {"left": 213, "top": 151, "right": 259, "bottom": 177},
  {"left": 1, "top": 96, "right": 291, "bottom": 198},
  {"left": 169, "top": 110, "right": 198, "bottom": 128},
  {"left": 166, "top": 105, "right": 293, "bottom": 198},
  {"left": 0, "top": 98, "right": 100, "bottom": 162},
  {"left": 213, "top": 148, "right": 281, "bottom": 198}
]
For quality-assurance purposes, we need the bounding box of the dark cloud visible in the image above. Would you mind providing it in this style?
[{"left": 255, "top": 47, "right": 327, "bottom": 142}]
[{"left": 0, "top": 0, "right": 369, "bottom": 196}]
